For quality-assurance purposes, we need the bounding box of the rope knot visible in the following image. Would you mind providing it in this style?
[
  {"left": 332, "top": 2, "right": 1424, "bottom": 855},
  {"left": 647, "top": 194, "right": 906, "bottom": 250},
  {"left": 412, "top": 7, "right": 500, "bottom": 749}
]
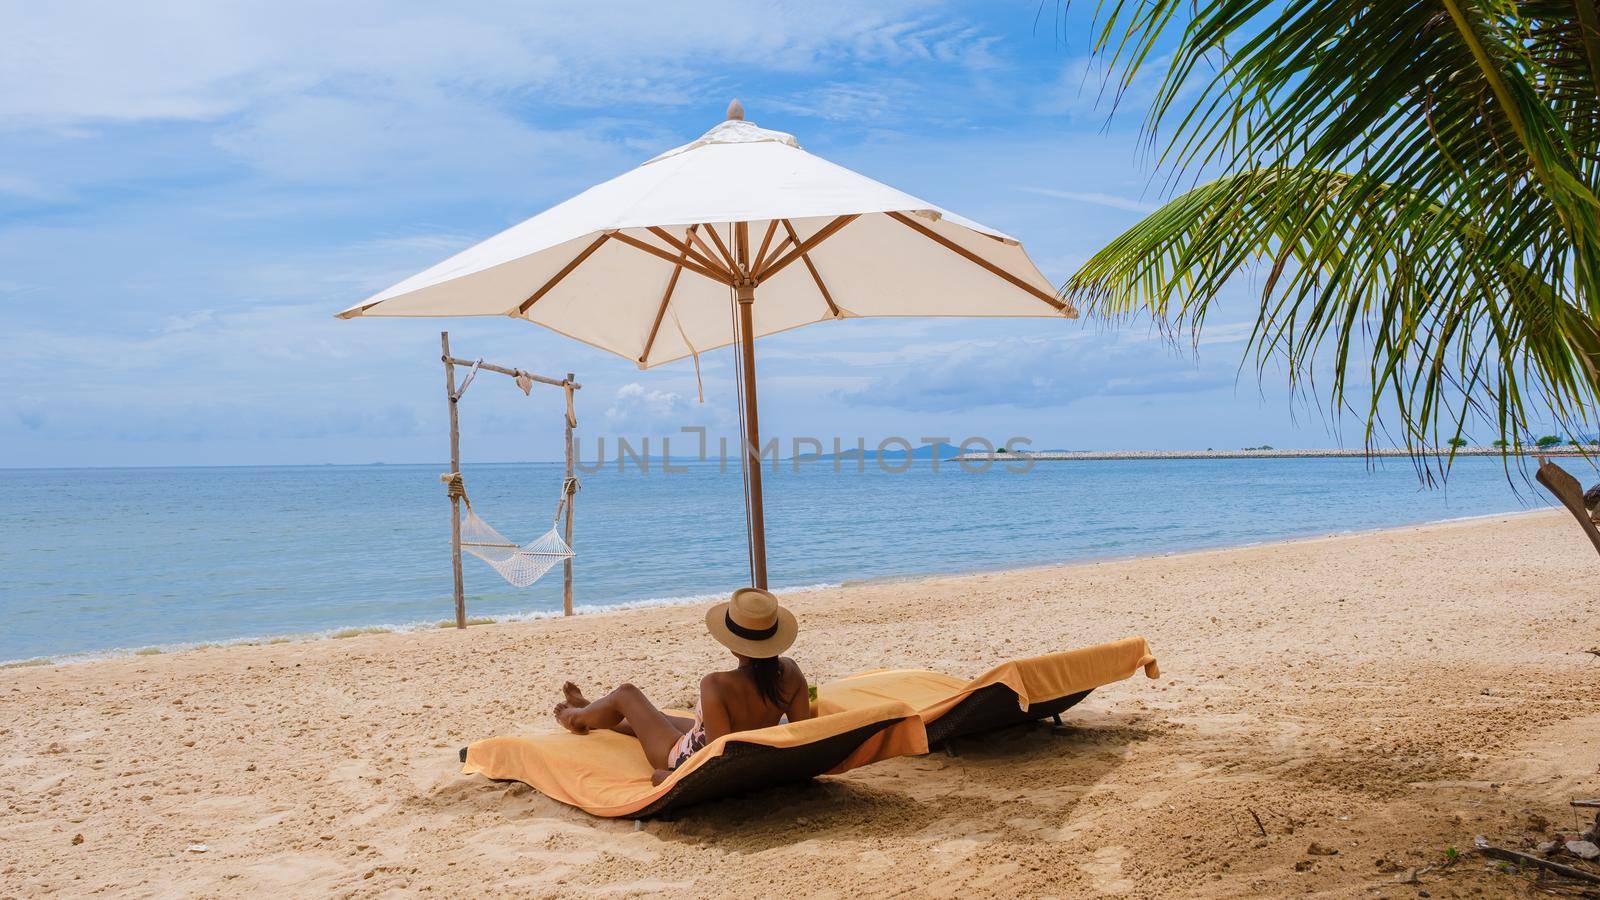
[{"left": 440, "top": 472, "right": 466, "bottom": 501}]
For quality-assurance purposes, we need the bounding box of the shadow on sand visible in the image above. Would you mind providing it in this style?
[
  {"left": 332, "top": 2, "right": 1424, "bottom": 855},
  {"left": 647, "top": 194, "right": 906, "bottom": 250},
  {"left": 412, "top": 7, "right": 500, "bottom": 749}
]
[{"left": 641, "top": 719, "right": 1162, "bottom": 851}]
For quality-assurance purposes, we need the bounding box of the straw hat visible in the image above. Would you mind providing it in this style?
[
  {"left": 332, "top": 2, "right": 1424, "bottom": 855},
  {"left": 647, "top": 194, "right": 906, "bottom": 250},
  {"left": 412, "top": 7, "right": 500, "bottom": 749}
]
[{"left": 704, "top": 588, "right": 797, "bottom": 658}]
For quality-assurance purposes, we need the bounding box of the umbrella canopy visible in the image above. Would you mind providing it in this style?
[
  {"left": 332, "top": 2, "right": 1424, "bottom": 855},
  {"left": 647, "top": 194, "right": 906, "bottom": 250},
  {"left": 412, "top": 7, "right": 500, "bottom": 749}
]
[
  {"left": 341, "top": 101, "right": 1075, "bottom": 589},
  {"left": 339, "top": 102, "right": 1074, "bottom": 368}
]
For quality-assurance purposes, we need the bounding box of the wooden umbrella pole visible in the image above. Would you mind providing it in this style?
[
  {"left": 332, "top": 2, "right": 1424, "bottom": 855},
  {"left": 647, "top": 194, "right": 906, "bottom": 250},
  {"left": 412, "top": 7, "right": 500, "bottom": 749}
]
[
  {"left": 563, "top": 372, "right": 576, "bottom": 616},
  {"left": 441, "top": 332, "right": 466, "bottom": 629},
  {"left": 736, "top": 284, "right": 767, "bottom": 588},
  {"left": 734, "top": 222, "right": 768, "bottom": 588}
]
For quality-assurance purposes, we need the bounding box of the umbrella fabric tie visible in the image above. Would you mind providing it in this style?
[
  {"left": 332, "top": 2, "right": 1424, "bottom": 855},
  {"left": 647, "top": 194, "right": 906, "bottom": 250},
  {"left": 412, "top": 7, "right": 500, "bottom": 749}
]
[
  {"left": 441, "top": 472, "right": 469, "bottom": 505},
  {"left": 553, "top": 476, "right": 580, "bottom": 527},
  {"left": 669, "top": 307, "right": 705, "bottom": 403}
]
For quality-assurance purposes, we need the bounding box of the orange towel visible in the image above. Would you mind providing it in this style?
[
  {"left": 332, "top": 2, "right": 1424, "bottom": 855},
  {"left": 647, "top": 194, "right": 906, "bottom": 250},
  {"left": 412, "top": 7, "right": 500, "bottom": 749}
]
[
  {"left": 461, "top": 700, "right": 924, "bottom": 818},
  {"left": 817, "top": 635, "right": 1160, "bottom": 721}
]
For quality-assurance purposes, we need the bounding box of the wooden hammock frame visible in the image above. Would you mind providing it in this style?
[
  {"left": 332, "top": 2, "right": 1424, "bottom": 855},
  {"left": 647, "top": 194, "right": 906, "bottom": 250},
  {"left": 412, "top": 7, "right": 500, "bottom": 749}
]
[{"left": 440, "top": 331, "right": 581, "bottom": 627}]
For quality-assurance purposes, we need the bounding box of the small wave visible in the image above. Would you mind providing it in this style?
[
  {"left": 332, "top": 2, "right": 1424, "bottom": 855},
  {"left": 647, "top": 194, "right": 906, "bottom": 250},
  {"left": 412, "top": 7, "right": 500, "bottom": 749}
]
[
  {"left": 2, "top": 581, "right": 842, "bottom": 669},
  {"left": 496, "top": 581, "right": 841, "bottom": 622}
]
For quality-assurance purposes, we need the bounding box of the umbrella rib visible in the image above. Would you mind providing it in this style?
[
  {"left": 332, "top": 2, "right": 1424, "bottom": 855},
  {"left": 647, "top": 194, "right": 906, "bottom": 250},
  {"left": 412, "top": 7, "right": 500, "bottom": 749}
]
[
  {"left": 687, "top": 228, "right": 735, "bottom": 275},
  {"left": 639, "top": 226, "right": 697, "bottom": 365},
  {"left": 754, "top": 214, "right": 859, "bottom": 282},
  {"left": 751, "top": 220, "right": 779, "bottom": 273},
  {"left": 646, "top": 226, "right": 733, "bottom": 279},
  {"left": 607, "top": 231, "right": 735, "bottom": 285},
  {"left": 780, "top": 219, "right": 841, "bottom": 317},
  {"left": 754, "top": 234, "right": 794, "bottom": 274},
  {"left": 884, "top": 211, "right": 1077, "bottom": 317},
  {"left": 516, "top": 233, "right": 612, "bottom": 314},
  {"left": 700, "top": 225, "right": 740, "bottom": 275}
]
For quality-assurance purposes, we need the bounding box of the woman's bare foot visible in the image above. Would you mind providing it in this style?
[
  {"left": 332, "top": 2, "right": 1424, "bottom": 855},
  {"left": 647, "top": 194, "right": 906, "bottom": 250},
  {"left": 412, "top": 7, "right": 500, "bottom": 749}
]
[
  {"left": 554, "top": 701, "right": 589, "bottom": 734},
  {"left": 562, "top": 681, "right": 589, "bottom": 707}
]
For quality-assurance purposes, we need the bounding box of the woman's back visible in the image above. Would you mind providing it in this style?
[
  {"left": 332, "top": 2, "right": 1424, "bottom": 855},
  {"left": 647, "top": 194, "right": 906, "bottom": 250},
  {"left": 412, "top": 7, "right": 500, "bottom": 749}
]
[
  {"left": 554, "top": 589, "right": 809, "bottom": 782},
  {"left": 699, "top": 656, "right": 809, "bottom": 736}
]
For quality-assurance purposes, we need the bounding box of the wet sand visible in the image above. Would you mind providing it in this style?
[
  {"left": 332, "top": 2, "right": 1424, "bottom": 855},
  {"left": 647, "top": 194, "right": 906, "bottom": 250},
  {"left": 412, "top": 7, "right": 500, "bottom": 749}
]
[{"left": 2, "top": 511, "right": 1596, "bottom": 897}]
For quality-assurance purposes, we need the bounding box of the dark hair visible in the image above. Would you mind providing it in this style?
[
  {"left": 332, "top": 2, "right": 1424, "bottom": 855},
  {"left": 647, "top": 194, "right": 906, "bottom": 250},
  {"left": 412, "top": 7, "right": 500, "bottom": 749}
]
[{"left": 746, "top": 655, "right": 787, "bottom": 708}]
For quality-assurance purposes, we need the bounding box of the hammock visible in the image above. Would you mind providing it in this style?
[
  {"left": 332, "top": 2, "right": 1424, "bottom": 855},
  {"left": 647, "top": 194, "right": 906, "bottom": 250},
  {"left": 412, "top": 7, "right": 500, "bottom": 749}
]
[{"left": 443, "top": 473, "right": 576, "bottom": 587}]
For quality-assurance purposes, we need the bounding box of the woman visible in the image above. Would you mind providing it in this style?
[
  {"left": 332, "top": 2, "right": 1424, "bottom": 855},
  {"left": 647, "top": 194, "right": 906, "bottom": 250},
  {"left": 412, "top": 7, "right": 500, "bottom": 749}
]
[{"left": 555, "top": 587, "right": 812, "bottom": 784}]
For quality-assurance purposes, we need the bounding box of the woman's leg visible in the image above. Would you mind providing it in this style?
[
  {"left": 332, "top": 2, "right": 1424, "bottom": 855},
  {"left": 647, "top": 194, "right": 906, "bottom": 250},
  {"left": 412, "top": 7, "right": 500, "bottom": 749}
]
[
  {"left": 561, "top": 682, "right": 693, "bottom": 737},
  {"left": 556, "top": 683, "right": 688, "bottom": 770}
]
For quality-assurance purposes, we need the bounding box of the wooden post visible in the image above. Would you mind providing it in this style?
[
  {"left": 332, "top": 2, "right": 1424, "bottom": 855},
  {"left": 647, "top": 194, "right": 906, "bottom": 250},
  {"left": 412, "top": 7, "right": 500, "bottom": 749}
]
[
  {"left": 734, "top": 221, "right": 768, "bottom": 588},
  {"left": 563, "top": 372, "right": 576, "bottom": 616},
  {"left": 441, "top": 332, "right": 466, "bottom": 629}
]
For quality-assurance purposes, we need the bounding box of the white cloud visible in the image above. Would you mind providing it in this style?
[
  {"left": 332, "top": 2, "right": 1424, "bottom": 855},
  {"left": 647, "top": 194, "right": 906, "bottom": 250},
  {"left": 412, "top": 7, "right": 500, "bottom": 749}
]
[
  {"left": 209, "top": 90, "right": 624, "bottom": 187},
  {"left": 837, "top": 333, "right": 1232, "bottom": 412},
  {"left": 768, "top": 83, "right": 909, "bottom": 124},
  {"left": 604, "top": 382, "right": 724, "bottom": 434},
  {"left": 0, "top": 2, "right": 975, "bottom": 128},
  {"left": 160, "top": 309, "right": 217, "bottom": 333},
  {"left": 0, "top": 278, "right": 42, "bottom": 298},
  {"left": 1019, "top": 186, "right": 1157, "bottom": 214},
  {"left": 1, "top": 4, "right": 274, "bottom": 123},
  {"left": 1, "top": 302, "right": 426, "bottom": 447},
  {"left": 1030, "top": 52, "right": 1176, "bottom": 125},
  {"left": 0, "top": 1, "right": 1020, "bottom": 222}
]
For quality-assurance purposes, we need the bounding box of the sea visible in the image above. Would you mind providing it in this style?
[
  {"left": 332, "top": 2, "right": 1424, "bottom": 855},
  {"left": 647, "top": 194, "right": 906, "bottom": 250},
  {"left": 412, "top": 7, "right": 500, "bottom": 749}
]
[{"left": 0, "top": 456, "right": 1560, "bottom": 664}]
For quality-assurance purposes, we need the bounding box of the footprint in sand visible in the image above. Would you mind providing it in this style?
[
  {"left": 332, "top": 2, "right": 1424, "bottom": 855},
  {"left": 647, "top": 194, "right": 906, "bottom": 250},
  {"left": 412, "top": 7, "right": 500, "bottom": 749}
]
[{"left": 1078, "top": 845, "right": 1133, "bottom": 895}]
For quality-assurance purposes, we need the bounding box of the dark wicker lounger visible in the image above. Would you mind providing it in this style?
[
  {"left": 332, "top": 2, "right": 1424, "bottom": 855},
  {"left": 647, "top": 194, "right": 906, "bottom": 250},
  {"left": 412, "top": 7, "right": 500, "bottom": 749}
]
[
  {"left": 458, "top": 710, "right": 917, "bottom": 818},
  {"left": 924, "top": 684, "right": 1093, "bottom": 747},
  {"left": 630, "top": 716, "right": 908, "bottom": 817},
  {"left": 814, "top": 639, "right": 1158, "bottom": 750}
]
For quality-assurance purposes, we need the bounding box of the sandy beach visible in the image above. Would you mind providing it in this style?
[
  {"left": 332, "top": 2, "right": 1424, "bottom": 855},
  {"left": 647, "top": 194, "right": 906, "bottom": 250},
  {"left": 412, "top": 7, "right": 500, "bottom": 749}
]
[{"left": 2, "top": 510, "right": 1596, "bottom": 898}]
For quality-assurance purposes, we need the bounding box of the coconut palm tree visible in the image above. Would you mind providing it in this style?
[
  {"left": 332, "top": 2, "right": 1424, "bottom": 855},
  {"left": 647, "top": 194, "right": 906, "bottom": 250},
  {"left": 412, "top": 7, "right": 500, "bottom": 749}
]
[{"left": 1064, "top": 1, "right": 1600, "bottom": 462}]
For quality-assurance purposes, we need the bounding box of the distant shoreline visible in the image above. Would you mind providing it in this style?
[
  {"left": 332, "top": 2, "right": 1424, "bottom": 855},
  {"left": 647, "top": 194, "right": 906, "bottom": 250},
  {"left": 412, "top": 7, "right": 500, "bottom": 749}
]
[
  {"left": 956, "top": 447, "right": 1595, "bottom": 462},
  {"left": 3, "top": 447, "right": 1594, "bottom": 471},
  {"left": 2, "top": 509, "right": 1551, "bottom": 670}
]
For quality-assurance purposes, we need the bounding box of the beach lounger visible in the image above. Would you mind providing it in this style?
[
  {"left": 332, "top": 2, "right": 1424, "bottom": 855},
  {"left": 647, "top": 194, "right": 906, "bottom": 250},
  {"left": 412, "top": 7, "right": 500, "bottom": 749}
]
[
  {"left": 815, "top": 636, "right": 1160, "bottom": 746},
  {"left": 458, "top": 638, "right": 1155, "bottom": 816},
  {"left": 459, "top": 701, "right": 925, "bottom": 818}
]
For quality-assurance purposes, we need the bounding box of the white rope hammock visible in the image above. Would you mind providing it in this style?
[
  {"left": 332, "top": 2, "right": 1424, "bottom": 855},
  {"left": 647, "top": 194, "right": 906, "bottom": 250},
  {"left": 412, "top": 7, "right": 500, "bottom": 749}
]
[{"left": 443, "top": 473, "right": 575, "bottom": 588}]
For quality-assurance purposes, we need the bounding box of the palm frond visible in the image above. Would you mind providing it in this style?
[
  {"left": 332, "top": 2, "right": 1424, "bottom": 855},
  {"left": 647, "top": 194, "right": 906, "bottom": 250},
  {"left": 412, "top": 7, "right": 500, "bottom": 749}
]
[{"left": 1067, "top": 0, "right": 1600, "bottom": 458}]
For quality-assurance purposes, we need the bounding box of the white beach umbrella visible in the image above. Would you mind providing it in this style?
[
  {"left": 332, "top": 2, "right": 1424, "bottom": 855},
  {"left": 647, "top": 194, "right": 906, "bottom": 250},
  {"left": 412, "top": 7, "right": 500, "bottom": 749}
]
[{"left": 340, "top": 101, "right": 1076, "bottom": 587}]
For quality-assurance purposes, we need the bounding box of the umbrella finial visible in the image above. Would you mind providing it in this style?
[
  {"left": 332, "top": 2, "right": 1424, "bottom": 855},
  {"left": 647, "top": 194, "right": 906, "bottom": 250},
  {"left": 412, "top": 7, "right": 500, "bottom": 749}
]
[{"left": 726, "top": 98, "right": 745, "bottom": 121}]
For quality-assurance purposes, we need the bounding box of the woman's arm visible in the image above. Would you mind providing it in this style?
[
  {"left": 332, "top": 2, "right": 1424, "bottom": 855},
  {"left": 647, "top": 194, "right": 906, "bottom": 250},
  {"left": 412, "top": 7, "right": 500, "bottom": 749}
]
[
  {"left": 782, "top": 658, "right": 814, "bottom": 722},
  {"left": 696, "top": 674, "right": 733, "bottom": 742}
]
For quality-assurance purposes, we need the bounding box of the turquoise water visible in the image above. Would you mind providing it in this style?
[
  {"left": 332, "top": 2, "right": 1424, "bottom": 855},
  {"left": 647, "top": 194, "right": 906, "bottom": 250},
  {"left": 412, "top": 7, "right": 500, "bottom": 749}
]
[{"left": 0, "top": 457, "right": 1559, "bottom": 662}]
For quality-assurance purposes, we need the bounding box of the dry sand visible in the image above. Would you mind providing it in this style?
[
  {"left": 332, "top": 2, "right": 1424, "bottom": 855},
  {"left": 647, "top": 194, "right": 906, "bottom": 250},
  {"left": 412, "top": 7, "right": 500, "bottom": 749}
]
[{"left": 2, "top": 511, "right": 1596, "bottom": 898}]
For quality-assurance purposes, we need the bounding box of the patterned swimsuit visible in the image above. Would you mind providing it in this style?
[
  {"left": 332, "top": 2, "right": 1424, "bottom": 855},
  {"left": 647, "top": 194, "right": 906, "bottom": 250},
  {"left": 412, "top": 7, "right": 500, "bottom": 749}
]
[{"left": 665, "top": 702, "right": 708, "bottom": 770}]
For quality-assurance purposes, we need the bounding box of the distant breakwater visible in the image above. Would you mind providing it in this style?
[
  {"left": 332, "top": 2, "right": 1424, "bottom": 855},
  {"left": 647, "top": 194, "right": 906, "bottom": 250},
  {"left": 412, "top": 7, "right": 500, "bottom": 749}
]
[{"left": 954, "top": 447, "right": 1593, "bottom": 462}]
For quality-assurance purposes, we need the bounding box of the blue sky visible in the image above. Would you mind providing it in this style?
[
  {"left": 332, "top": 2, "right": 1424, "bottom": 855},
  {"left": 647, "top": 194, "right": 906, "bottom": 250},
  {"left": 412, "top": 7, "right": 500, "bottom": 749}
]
[{"left": 2, "top": 1, "right": 1366, "bottom": 467}]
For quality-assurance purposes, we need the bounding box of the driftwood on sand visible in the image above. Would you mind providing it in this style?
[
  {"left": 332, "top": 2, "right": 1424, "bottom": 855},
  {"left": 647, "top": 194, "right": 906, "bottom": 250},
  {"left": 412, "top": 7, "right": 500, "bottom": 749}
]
[{"left": 1474, "top": 837, "right": 1600, "bottom": 886}]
